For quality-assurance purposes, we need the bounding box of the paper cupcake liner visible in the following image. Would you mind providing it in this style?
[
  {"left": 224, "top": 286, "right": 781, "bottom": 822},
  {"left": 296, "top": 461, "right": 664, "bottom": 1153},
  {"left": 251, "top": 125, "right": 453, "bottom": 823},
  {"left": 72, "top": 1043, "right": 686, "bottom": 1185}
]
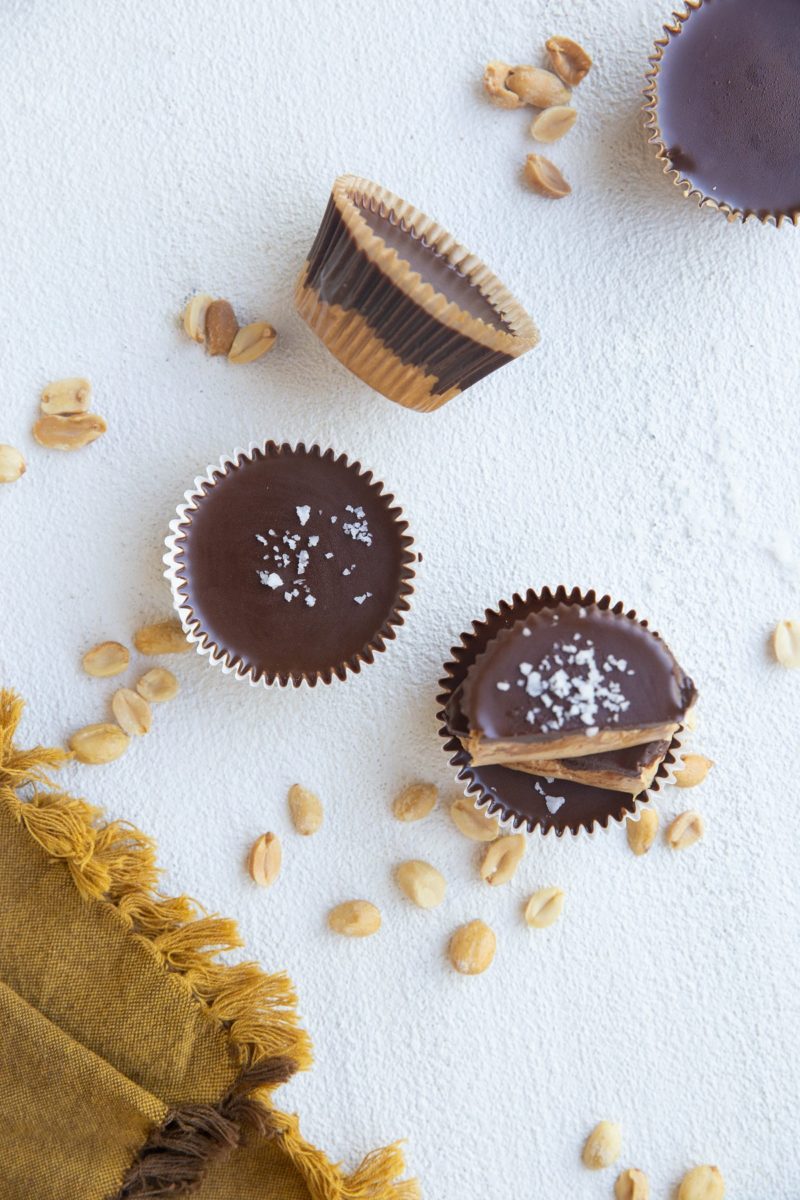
[
  {"left": 644, "top": 1, "right": 800, "bottom": 227},
  {"left": 163, "top": 441, "right": 415, "bottom": 688},
  {"left": 436, "top": 585, "right": 688, "bottom": 839},
  {"left": 295, "top": 174, "right": 539, "bottom": 412}
]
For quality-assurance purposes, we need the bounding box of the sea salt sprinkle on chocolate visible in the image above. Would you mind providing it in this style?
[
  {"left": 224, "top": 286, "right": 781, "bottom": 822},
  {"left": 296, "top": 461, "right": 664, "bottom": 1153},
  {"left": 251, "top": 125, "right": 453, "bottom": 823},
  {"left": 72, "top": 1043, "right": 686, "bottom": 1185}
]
[
  {"left": 518, "top": 634, "right": 633, "bottom": 734},
  {"left": 255, "top": 501, "right": 375, "bottom": 609},
  {"left": 534, "top": 780, "right": 567, "bottom": 814}
]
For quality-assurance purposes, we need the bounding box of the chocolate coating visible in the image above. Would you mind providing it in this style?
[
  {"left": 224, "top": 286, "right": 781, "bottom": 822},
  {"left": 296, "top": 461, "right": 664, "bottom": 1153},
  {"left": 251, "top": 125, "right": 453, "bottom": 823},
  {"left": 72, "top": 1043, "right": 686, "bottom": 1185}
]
[
  {"left": 172, "top": 445, "right": 414, "bottom": 685},
  {"left": 355, "top": 200, "right": 511, "bottom": 331},
  {"left": 656, "top": 0, "right": 800, "bottom": 215},
  {"left": 462, "top": 605, "right": 695, "bottom": 748}
]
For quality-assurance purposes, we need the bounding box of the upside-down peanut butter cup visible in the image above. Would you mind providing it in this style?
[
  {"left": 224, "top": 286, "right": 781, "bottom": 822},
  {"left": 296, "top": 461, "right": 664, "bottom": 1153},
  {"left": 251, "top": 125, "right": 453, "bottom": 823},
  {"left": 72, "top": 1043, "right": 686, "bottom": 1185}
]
[
  {"left": 295, "top": 175, "right": 539, "bottom": 412},
  {"left": 164, "top": 443, "right": 415, "bottom": 687}
]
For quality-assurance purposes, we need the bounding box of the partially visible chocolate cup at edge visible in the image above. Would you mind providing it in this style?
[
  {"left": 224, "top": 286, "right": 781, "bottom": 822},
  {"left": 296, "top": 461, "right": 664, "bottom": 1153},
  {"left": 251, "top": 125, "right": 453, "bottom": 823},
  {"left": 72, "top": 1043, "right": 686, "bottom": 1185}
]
[
  {"left": 437, "top": 586, "right": 689, "bottom": 838},
  {"left": 164, "top": 442, "right": 415, "bottom": 688},
  {"left": 295, "top": 174, "right": 539, "bottom": 413},
  {"left": 644, "top": 0, "right": 800, "bottom": 226}
]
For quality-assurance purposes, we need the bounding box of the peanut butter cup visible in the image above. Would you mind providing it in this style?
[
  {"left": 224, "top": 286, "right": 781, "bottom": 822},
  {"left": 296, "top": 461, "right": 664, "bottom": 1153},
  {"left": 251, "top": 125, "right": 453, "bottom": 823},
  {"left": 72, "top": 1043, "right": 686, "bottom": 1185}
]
[
  {"left": 438, "top": 588, "right": 695, "bottom": 836},
  {"left": 295, "top": 175, "right": 539, "bottom": 412},
  {"left": 164, "top": 443, "right": 415, "bottom": 687},
  {"left": 645, "top": 0, "right": 800, "bottom": 224}
]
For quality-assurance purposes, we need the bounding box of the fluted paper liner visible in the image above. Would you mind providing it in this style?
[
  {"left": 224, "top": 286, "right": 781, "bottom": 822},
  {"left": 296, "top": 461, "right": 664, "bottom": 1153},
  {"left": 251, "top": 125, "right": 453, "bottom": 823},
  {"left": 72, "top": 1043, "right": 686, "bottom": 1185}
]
[
  {"left": 644, "top": 0, "right": 800, "bottom": 227},
  {"left": 437, "top": 585, "right": 690, "bottom": 838},
  {"left": 295, "top": 174, "right": 539, "bottom": 412},
  {"left": 164, "top": 441, "right": 415, "bottom": 688}
]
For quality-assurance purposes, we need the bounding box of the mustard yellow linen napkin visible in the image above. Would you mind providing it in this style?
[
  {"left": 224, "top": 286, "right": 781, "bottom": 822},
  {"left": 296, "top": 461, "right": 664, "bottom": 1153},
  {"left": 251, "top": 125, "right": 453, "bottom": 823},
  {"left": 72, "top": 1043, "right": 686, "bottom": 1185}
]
[{"left": 0, "top": 690, "right": 418, "bottom": 1200}]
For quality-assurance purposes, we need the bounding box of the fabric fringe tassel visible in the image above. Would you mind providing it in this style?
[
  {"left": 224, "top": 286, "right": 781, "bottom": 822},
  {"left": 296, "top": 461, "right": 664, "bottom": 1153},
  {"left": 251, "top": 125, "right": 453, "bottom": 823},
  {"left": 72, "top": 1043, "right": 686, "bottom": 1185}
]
[{"left": 0, "top": 690, "right": 419, "bottom": 1200}]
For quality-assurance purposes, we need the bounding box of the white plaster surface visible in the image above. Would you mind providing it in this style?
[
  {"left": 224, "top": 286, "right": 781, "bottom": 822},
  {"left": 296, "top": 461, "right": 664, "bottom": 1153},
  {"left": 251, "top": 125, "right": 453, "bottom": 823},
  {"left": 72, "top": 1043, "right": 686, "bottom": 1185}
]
[{"left": 2, "top": 1, "right": 800, "bottom": 1195}]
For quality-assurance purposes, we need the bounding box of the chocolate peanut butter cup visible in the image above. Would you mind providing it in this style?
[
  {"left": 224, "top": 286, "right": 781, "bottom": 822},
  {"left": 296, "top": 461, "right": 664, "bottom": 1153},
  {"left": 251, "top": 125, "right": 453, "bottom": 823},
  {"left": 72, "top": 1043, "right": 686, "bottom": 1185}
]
[
  {"left": 295, "top": 175, "right": 539, "bottom": 413},
  {"left": 437, "top": 587, "right": 693, "bottom": 837},
  {"left": 645, "top": 0, "right": 800, "bottom": 225},
  {"left": 164, "top": 443, "right": 415, "bottom": 687}
]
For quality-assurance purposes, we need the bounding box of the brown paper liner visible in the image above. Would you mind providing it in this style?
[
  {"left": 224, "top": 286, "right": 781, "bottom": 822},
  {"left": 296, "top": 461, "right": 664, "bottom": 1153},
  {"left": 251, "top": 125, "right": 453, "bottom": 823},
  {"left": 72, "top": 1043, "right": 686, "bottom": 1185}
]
[
  {"left": 436, "top": 586, "right": 683, "bottom": 837},
  {"left": 644, "top": 1, "right": 800, "bottom": 227},
  {"left": 164, "top": 442, "right": 415, "bottom": 688},
  {"left": 295, "top": 175, "right": 539, "bottom": 412}
]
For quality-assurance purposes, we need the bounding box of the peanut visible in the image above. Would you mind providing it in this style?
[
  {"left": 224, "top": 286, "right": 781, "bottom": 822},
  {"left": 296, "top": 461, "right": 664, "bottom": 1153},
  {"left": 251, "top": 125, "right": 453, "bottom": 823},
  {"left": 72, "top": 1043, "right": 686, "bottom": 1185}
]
[
  {"left": 328, "top": 900, "right": 381, "bottom": 937},
  {"left": 582, "top": 1121, "right": 622, "bottom": 1170},
  {"left": 480, "top": 833, "right": 525, "bottom": 886},
  {"left": 626, "top": 808, "right": 659, "bottom": 856},
  {"left": 545, "top": 36, "right": 593, "bottom": 87},
  {"left": 133, "top": 619, "right": 190, "bottom": 656},
  {"left": 524, "top": 886, "right": 565, "bottom": 928},
  {"left": 228, "top": 321, "right": 277, "bottom": 364},
  {"left": 483, "top": 61, "right": 522, "bottom": 109},
  {"left": 288, "top": 784, "right": 323, "bottom": 835},
  {"left": 182, "top": 293, "right": 214, "bottom": 343},
  {"left": 524, "top": 154, "right": 571, "bottom": 199},
  {"left": 448, "top": 919, "right": 496, "bottom": 975},
  {"left": 450, "top": 794, "right": 500, "bottom": 842},
  {"left": 248, "top": 832, "right": 282, "bottom": 887},
  {"left": 773, "top": 619, "right": 800, "bottom": 667},
  {"left": 615, "top": 1168, "right": 650, "bottom": 1200},
  {"left": 394, "top": 860, "right": 446, "bottom": 909},
  {"left": 33, "top": 412, "right": 106, "bottom": 450},
  {"left": 69, "top": 723, "right": 129, "bottom": 765},
  {"left": 392, "top": 781, "right": 438, "bottom": 822},
  {"left": 678, "top": 1165, "right": 725, "bottom": 1200},
  {"left": 111, "top": 688, "right": 152, "bottom": 737},
  {"left": 666, "top": 810, "right": 704, "bottom": 850},
  {"left": 675, "top": 753, "right": 714, "bottom": 788},
  {"left": 507, "top": 65, "right": 571, "bottom": 108},
  {"left": 204, "top": 299, "right": 239, "bottom": 356},
  {"left": 136, "top": 667, "right": 180, "bottom": 703},
  {"left": 82, "top": 640, "right": 130, "bottom": 678},
  {"left": 40, "top": 377, "right": 91, "bottom": 414},
  {"left": 531, "top": 105, "right": 577, "bottom": 143},
  {"left": 0, "top": 444, "right": 26, "bottom": 483}
]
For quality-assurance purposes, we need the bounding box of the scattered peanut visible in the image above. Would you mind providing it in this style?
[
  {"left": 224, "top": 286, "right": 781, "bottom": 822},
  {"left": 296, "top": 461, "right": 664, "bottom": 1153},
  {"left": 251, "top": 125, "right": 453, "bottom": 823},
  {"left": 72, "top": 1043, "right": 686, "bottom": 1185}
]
[
  {"left": 0, "top": 444, "right": 26, "bottom": 483},
  {"left": 666, "top": 810, "right": 704, "bottom": 850},
  {"left": 82, "top": 640, "right": 130, "bottom": 678},
  {"left": 626, "top": 808, "right": 659, "bottom": 856},
  {"left": 524, "top": 886, "right": 565, "bottom": 928},
  {"left": 448, "top": 919, "right": 496, "bottom": 975},
  {"left": 531, "top": 105, "right": 577, "bottom": 143},
  {"left": 773, "top": 619, "right": 800, "bottom": 667},
  {"left": 69, "top": 723, "right": 130, "bottom": 765},
  {"left": 33, "top": 412, "right": 107, "bottom": 451},
  {"left": 678, "top": 1165, "right": 725, "bottom": 1200},
  {"left": 615, "top": 1168, "right": 650, "bottom": 1200},
  {"left": 582, "top": 1121, "right": 622, "bottom": 1170},
  {"left": 133, "top": 619, "right": 190, "bottom": 656},
  {"left": 204, "top": 299, "right": 239, "bottom": 356},
  {"left": 136, "top": 667, "right": 180, "bottom": 703},
  {"left": 228, "top": 321, "right": 277, "bottom": 364},
  {"left": 450, "top": 794, "right": 501, "bottom": 842},
  {"left": 40, "top": 377, "right": 91, "bottom": 414},
  {"left": 507, "top": 64, "right": 571, "bottom": 108},
  {"left": 675, "top": 753, "right": 714, "bottom": 788},
  {"left": 328, "top": 900, "right": 381, "bottom": 937},
  {"left": 394, "top": 860, "right": 446, "bottom": 909},
  {"left": 524, "top": 154, "right": 572, "bottom": 199},
  {"left": 392, "top": 781, "right": 438, "bottom": 822},
  {"left": 288, "top": 783, "right": 324, "bottom": 835},
  {"left": 111, "top": 687, "right": 152, "bottom": 737},
  {"left": 248, "top": 832, "right": 282, "bottom": 887},
  {"left": 546, "top": 36, "right": 593, "bottom": 87},
  {"left": 480, "top": 833, "right": 526, "bottom": 886},
  {"left": 182, "top": 293, "right": 214, "bottom": 343},
  {"left": 483, "top": 60, "right": 522, "bottom": 108}
]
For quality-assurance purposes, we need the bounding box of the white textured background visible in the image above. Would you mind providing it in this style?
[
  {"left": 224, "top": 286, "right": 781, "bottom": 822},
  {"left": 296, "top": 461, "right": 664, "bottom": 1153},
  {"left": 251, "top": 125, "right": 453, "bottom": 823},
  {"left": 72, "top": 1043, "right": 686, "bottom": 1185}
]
[{"left": 2, "top": 1, "right": 799, "bottom": 1196}]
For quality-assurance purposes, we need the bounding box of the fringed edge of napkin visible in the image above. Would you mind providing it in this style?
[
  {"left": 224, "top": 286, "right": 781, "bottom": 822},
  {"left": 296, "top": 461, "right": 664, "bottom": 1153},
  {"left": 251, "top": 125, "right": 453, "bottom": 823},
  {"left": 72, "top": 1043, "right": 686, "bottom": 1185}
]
[{"left": 0, "top": 690, "right": 419, "bottom": 1200}]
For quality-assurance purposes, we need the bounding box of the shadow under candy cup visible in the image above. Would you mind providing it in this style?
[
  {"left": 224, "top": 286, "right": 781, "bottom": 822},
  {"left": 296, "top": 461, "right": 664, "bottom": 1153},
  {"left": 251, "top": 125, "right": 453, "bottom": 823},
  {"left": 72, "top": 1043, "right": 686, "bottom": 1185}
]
[
  {"left": 295, "top": 175, "right": 539, "bottom": 413},
  {"left": 437, "top": 586, "right": 688, "bottom": 838},
  {"left": 164, "top": 442, "right": 415, "bottom": 688},
  {"left": 645, "top": 0, "right": 800, "bottom": 226}
]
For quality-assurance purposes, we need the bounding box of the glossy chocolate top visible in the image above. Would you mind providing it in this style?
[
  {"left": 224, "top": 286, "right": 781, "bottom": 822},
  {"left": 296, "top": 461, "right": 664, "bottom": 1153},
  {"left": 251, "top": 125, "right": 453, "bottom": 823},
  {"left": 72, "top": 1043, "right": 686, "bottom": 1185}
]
[
  {"left": 173, "top": 446, "right": 413, "bottom": 684},
  {"left": 354, "top": 198, "right": 512, "bottom": 331},
  {"left": 462, "top": 604, "right": 695, "bottom": 745},
  {"left": 656, "top": 0, "right": 800, "bottom": 214}
]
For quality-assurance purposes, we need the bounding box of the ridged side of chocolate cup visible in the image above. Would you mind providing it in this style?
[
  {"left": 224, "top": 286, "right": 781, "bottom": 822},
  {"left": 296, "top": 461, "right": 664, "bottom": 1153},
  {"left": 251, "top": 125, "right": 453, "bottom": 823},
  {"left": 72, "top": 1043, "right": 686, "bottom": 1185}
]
[
  {"left": 437, "top": 586, "right": 684, "bottom": 838},
  {"left": 163, "top": 442, "right": 415, "bottom": 688},
  {"left": 644, "top": 1, "right": 800, "bottom": 227},
  {"left": 295, "top": 174, "right": 539, "bottom": 413}
]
